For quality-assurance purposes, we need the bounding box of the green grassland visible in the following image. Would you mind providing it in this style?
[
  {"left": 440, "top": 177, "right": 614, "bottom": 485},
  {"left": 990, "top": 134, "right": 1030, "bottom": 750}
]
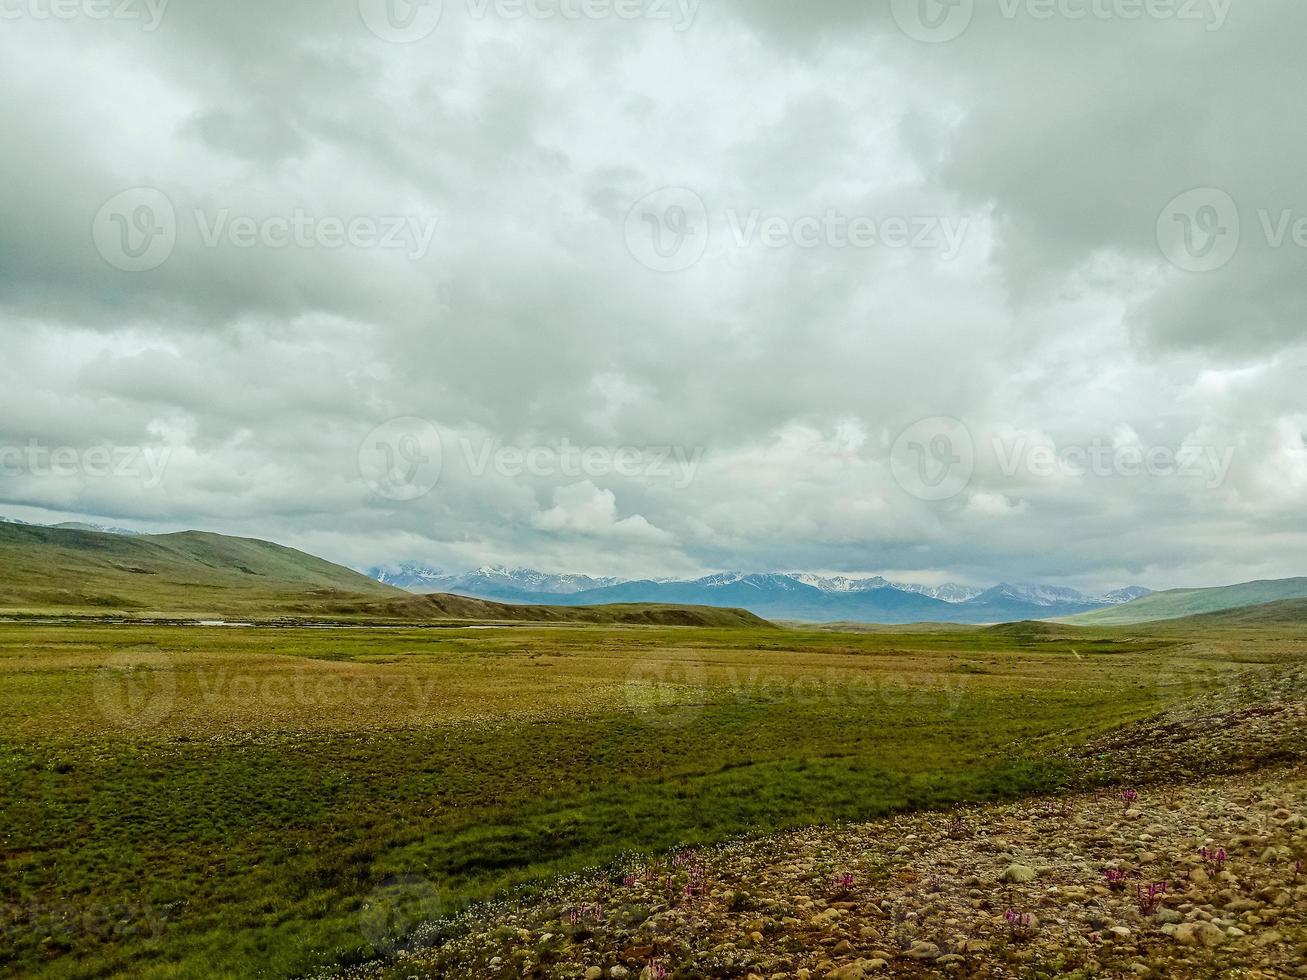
[
  {"left": 1066, "top": 575, "right": 1307, "bottom": 626},
  {"left": 0, "top": 522, "right": 402, "bottom": 617},
  {"left": 3, "top": 618, "right": 1302, "bottom": 979}
]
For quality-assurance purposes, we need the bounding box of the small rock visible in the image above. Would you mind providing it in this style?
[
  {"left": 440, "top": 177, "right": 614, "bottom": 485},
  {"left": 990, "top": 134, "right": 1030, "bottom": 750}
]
[
  {"left": 1003, "top": 864, "right": 1037, "bottom": 883},
  {"left": 1174, "top": 921, "right": 1226, "bottom": 947},
  {"left": 904, "top": 941, "right": 941, "bottom": 961}
]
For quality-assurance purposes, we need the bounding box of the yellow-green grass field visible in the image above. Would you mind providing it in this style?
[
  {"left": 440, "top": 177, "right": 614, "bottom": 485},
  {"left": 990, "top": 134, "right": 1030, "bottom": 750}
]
[{"left": 1, "top": 620, "right": 1301, "bottom": 979}]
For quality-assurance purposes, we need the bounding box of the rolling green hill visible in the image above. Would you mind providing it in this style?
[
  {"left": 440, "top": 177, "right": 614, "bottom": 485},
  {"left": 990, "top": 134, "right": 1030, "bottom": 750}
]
[
  {"left": 0, "top": 520, "right": 404, "bottom": 616},
  {"left": 319, "top": 592, "right": 775, "bottom": 627},
  {"left": 1066, "top": 576, "right": 1307, "bottom": 626},
  {"left": 1153, "top": 596, "right": 1307, "bottom": 629},
  {"left": 0, "top": 521, "right": 773, "bottom": 626}
]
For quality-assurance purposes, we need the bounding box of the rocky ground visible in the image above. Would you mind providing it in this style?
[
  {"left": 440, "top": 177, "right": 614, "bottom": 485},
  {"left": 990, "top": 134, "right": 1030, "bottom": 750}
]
[{"left": 350, "top": 667, "right": 1307, "bottom": 979}]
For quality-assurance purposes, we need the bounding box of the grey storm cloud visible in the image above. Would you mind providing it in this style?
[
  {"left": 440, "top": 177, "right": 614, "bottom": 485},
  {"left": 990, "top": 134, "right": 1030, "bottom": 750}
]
[{"left": 0, "top": 0, "right": 1304, "bottom": 590}]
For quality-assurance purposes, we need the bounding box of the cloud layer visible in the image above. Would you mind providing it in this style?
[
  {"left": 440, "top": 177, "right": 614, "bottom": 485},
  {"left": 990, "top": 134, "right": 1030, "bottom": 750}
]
[{"left": 1, "top": 0, "right": 1304, "bottom": 590}]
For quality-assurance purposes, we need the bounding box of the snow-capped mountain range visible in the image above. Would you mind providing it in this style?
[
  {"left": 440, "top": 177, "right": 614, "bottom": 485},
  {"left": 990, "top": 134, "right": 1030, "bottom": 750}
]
[
  {"left": 370, "top": 564, "right": 622, "bottom": 596},
  {"left": 366, "top": 563, "right": 1152, "bottom": 625}
]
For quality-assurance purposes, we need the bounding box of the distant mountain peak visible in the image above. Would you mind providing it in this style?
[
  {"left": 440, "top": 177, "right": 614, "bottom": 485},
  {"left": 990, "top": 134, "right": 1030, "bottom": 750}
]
[
  {"left": 790, "top": 573, "right": 892, "bottom": 593},
  {"left": 364, "top": 562, "right": 1155, "bottom": 624},
  {"left": 1098, "top": 586, "right": 1153, "bottom": 604},
  {"left": 368, "top": 564, "right": 621, "bottom": 596},
  {"left": 980, "top": 582, "right": 1089, "bottom": 606}
]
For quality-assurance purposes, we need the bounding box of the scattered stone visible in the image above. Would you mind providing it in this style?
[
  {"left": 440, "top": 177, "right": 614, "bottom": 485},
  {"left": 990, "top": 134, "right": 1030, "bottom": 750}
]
[
  {"left": 1174, "top": 921, "right": 1227, "bottom": 947},
  {"left": 367, "top": 678, "right": 1307, "bottom": 980},
  {"left": 903, "top": 941, "right": 940, "bottom": 961},
  {"left": 1003, "top": 863, "right": 1037, "bottom": 883}
]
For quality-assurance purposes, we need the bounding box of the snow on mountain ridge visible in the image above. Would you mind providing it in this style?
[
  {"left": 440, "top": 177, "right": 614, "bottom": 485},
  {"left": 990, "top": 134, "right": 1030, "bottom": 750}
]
[
  {"left": 790, "top": 573, "right": 892, "bottom": 593},
  {"left": 891, "top": 581, "right": 986, "bottom": 603},
  {"left": 367, "top": 563, "right": 1151, "bottom": 608}
]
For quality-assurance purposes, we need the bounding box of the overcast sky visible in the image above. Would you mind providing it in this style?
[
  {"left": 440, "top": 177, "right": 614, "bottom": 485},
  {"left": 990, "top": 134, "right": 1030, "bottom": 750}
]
[{"left": 1, "top": 0, "right": 1304, "bottom": 590}]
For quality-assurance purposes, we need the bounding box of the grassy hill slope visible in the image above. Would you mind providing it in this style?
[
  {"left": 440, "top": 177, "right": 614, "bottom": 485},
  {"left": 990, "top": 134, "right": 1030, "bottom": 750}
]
[
  {"left": 0, "top": 521, "right": 773, "bottom": 626},
  {"left": 0, "top": 520, "right": 408, "bottom": 615},
  {"left": 320, "top": 592, "right": 774, "bottom": 627},
  {"left": 1153, "top": 596, "right": 1307, "bottom": 630},
  {"left": 1066, "top": 576, "right": 1307, "bottom": 626}
]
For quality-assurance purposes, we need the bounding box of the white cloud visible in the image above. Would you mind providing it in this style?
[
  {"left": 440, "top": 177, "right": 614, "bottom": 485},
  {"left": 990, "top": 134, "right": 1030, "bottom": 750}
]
[{"left": 0, "top": 2, "right": 1304, "bottom": 592}]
